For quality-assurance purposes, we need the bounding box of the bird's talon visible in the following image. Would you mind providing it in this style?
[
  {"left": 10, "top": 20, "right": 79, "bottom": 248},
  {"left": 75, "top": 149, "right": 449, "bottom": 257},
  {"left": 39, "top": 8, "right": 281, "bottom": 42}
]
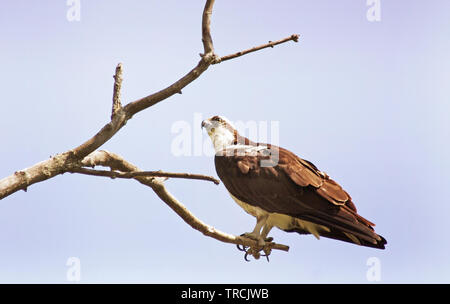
[
  {"left": 236, "top": 244, "right": 248, "bottom": 252},
  {"left": 263, "top": 247, "right": 272, "bottom": 257},
  {"left": 244, "top": 252, "right": 250, "bottom": 262},
  {"left": 261, "top": 253, "right": 270, "bottom": 262}
]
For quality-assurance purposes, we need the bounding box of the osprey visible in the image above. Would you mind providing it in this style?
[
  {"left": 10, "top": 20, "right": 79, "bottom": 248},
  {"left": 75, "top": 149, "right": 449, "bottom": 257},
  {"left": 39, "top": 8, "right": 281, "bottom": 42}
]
[{"left": 202, "top": 115, "right": 386, "bottom": 249}]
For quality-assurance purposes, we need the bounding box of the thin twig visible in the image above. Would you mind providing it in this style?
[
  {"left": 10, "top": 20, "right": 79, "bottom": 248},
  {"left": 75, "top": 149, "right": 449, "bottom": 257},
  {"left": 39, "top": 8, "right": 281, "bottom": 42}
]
[
  {"left": 69, "top": 167, "right": 220, "bottom": 185},
  {"left": 111, "top": 63, "right": 123, "bottom": 119},
  {"left": 201, "top": 0, "right": 215, "bottom": 55},
  {"left": 214, "top": 34, "right": 300, "bottom": 64}
]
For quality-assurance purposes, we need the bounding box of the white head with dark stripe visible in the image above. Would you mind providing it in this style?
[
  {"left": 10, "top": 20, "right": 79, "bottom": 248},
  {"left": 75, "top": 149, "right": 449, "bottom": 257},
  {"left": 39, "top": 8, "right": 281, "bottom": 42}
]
[{"left": 201, "top": 115, "right": 239, "bottom": 152}]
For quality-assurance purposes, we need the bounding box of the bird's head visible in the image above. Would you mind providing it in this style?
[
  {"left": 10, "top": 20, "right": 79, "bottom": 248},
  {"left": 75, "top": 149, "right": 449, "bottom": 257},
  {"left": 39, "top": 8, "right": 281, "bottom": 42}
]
[{"left": 202, "top": 115, "right": 238, "bottom": 152}]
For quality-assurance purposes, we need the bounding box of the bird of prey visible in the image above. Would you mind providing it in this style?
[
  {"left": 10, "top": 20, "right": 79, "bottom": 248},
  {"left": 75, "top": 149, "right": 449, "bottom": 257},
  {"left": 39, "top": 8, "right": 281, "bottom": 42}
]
[{"left": 202, "top": 115, "right": 386, "bottom": 250}]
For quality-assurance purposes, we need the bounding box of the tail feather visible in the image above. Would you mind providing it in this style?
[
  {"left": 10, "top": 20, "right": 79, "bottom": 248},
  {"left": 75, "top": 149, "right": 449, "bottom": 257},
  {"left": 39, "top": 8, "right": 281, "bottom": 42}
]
[
  {"left": 319, "top": 228, "right": 386, "bottom": 249},
  {"left": 286, "top": 225, "right": 387, "bottom": 249}
]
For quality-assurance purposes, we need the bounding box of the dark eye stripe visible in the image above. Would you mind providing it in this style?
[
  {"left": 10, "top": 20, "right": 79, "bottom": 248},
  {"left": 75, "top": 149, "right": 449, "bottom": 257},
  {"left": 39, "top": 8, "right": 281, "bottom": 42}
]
[{"left": 211, "top": 115, "right": 222, "bottom": 122}]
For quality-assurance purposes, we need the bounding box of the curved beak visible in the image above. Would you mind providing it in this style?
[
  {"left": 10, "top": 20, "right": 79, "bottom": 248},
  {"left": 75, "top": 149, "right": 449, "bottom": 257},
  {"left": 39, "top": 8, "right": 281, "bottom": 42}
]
[{"left": 201, "top": 119, "right": 212, "bottom": 130}]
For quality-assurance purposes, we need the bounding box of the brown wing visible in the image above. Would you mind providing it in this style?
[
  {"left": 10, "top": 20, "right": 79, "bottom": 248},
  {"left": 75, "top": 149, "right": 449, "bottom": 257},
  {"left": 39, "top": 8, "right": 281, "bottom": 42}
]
[{"left": 214, "top": 145, "right": 386, "bottom": 249}]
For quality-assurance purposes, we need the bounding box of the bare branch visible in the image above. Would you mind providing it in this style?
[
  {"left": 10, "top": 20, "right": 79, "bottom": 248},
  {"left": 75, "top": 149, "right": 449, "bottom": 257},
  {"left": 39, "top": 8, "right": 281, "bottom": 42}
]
[
  {"left": 81, "top": 150, "right": 139, "bottom": 172},
  {"left": 80, "top": 151, "right": 290, "bottom": 256},
  {"left": 69, "top": 167, "right": 220, "bottom": 185},
  {"left": 202, "top": 0, "right": 216, "bottom": 54},
  {"left": 122, "top": 58, "right": 212, "bottom": 118},
  {"left": 0, "top": 0, "right": 300, "bottom": 200},
  {"left": 0, "top": 0, "right": 297, "bottom": 259},
  {"left": 0, "top": 154, "right": 72, "bottom": 199},
  {"left": 215, "top": 34, "right": 300, "bottom": 64},
  {"left": 111, "top": 63, "right": 123, "bottom": 119},
  {"left": 51, "top": 0, "right": 219, "bottom": 164}
]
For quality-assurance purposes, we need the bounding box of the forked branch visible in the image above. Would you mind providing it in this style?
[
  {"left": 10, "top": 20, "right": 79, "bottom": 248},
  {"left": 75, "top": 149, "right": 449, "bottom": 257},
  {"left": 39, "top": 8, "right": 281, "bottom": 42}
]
[
  {"left": 0, "top": 0, "right": 298, "bottom": 200},
  {"left": 0, "top": 0, "right": 297, "bottom": 260}
]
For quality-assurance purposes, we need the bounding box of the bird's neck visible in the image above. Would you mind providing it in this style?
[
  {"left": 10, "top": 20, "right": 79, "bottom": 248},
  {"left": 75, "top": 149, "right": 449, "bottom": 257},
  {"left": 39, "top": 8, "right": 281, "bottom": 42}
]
[
  {"left": 210, "top": 130, "right": 256, "bottom": 152},
  {"left": 211, "top": 130, "right": 236, "bottom": 152}
]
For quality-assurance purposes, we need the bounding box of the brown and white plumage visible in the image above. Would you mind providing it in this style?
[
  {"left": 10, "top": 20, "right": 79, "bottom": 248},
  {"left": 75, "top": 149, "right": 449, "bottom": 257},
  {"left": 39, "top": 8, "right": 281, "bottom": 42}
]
[{"left": 202, "top": 115, "right": 386, "bottom": 249}]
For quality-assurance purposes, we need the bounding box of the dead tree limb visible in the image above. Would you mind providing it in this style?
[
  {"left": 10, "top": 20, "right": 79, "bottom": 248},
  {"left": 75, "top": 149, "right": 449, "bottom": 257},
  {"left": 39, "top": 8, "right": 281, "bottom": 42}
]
[
  {"left": 111, "top": 63, "right": 123, "bottom": 119},
  {"left": 0, "top": 0, "right": 297, "bottom": 200},
  {"left": 214, "top": 34, "right": 300, "bottom": 64},
  {"left": 68, "top": 167, "right": 220, "bottom": 185},
  {"left": 0, "top": 0, "right": 297, "bottom": 259}
]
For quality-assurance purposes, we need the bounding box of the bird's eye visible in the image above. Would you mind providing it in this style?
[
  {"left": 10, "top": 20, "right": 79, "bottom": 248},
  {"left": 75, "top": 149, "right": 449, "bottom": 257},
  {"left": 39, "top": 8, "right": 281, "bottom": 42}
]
[
  {"left": 211, "top": 127, "right": 215, "bottom": 132},
  {"left": 211, "top": 116, "right": 222, "bottom": 123}
]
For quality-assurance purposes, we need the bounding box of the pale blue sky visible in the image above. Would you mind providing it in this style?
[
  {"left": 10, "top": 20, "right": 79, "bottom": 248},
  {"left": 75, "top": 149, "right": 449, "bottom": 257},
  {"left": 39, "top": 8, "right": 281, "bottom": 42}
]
[{"left": 0, "top": 0, "right": 449, "bottom": 283}]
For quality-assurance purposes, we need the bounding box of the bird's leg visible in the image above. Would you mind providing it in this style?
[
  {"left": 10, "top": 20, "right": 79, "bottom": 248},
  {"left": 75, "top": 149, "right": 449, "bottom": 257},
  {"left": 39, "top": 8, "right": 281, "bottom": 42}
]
[
  {"left": 261, "top": 224, "right": 274, "bottom": 243},
  {"left": 241, "top": 215, "right": 268, "bottom": 246},
  {"left": 259, "top": 224, "right": 274, "bottom": 261},
  {"left": 237, "top": 216, "right": 275, "bottom": 261}
]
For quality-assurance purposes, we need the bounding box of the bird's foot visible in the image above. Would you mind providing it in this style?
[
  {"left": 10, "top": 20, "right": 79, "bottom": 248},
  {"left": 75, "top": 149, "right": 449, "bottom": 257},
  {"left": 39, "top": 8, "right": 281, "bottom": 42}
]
[
  {"left": 236, "top": 234, "right": 275, "bottom": 262},
  {"left": 240, "top": 232, "right": 266, "bottom": 246}
]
